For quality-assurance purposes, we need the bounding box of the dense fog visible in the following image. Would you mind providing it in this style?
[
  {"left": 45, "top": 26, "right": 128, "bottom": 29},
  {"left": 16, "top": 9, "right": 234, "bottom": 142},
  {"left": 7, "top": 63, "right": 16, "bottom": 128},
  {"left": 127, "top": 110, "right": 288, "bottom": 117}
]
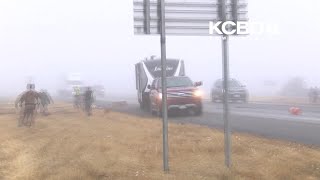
[{"left": 1, "top": 0, "right": 319, "bottom": 98}]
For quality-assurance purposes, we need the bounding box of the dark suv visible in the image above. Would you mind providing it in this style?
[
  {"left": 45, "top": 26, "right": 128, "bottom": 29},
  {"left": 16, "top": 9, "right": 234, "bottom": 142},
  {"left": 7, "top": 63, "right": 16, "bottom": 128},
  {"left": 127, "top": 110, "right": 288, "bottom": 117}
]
[
  {"left": 211, "top": 79, "right": 248, "bottom": 103},
  {"left": 148, "top": 76, "right": 203, "bottom": 116}
]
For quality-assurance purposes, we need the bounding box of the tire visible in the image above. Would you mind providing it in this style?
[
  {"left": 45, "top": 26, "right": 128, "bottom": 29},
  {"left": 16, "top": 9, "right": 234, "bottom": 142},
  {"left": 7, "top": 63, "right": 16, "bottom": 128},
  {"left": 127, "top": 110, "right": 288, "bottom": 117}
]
[
  {"left": 139, "top": 102, "right": 144, "bottom": 109},
  {"left": 211, "top": 95, "right": 221, "bottom": 103},
  {"left": 145, "top": 101, "right": 151, "bottom": 112},
  {"left": 242, "top": 96, "right": 249, "bottom": 104},
  {"left": 149, "top": 103, "right": 156, "bottom": 116},
  {"left": 211, "top": 93, "right": 217, "bottom": 103},
  {"left": 140, "top": 99, "right": 151, "bottom": 112},
  {"left": 151, "top": 111, "right": 157, "bottom": 116},
  {"left": 195, "top": 107, "right": 203, "bottom": 116},
  {"left": 157, "top": 107, "right": 163, "bottom": 117}
]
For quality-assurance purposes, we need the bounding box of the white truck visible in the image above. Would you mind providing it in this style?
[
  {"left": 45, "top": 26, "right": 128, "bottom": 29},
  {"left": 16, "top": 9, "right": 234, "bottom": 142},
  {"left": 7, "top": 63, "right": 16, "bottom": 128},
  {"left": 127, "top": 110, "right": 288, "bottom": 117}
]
[
  {"left": 135, "top": 56, "right": 186, "bottom": 109},
  {"left": 58, "top": 73, "right": 84, "bottom": 98}
]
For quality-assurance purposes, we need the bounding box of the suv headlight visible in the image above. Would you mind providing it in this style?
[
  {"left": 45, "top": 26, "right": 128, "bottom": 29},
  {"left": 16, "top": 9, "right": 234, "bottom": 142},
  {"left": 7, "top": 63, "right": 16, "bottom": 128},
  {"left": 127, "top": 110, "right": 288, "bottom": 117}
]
[{"left": 193, "top": 90, "right": 203, "bottom": 97}]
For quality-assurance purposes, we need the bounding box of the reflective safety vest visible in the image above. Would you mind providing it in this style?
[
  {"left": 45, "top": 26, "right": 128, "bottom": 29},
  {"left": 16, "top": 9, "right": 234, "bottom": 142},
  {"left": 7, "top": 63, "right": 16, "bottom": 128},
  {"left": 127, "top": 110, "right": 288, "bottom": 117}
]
[{"left": 73, "top": 87, "right": 81, "bottom": 96}]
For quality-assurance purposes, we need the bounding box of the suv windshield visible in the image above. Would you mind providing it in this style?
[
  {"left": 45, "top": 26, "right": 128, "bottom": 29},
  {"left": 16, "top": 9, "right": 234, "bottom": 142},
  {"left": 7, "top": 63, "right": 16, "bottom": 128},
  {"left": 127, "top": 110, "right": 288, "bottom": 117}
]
[
  {"left": 159, "top": 77, "right": 193, "bottom": 88},
  {"left": 215, "top": 80, "right": 241, "bottom": 88}
]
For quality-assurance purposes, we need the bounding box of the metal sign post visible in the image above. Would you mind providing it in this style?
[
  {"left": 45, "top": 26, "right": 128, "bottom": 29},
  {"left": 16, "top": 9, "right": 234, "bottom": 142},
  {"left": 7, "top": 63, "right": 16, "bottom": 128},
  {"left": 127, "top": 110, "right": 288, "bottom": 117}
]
[
  {"left": 220, "top": 0, "right": 231, "bottom": 168},
  {"left": 222, "top": 34, "right": 231, "bottom": 167},
  {"left": 133, "top": 0, "right": 248, "bottom": 171},
  {"left": 159, "top": 0, "right": 170, "bottom": 172}
]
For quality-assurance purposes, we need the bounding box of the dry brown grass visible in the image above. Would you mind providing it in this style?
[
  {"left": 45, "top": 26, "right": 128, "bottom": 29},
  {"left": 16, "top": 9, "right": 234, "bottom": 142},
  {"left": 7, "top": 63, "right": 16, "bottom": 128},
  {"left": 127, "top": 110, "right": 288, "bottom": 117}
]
[{"left": 0, "top": 104, "right": 319, "bottom": 180}]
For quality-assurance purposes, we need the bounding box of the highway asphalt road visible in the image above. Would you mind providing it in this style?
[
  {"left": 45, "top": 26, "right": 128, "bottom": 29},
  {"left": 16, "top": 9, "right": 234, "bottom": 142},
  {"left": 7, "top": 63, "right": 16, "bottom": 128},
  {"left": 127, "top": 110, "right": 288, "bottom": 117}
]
[{"left": 95, "top": 100, "right": 320, "bottom": 146}]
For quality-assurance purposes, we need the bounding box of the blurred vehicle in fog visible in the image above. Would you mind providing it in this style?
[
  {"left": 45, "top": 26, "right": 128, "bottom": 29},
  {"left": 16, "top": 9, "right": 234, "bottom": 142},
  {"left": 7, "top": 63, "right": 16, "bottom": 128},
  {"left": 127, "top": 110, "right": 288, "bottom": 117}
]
[
  {"left": 211, "top": 79, "right": 249, "bottom": 103},
  {"left": 92, "top": 85, "right": 105, "bottom": 98},
  {"left": 308, "top": 87, "right": 319, "bottom": 103},
  {"left": 149, "top": 76, "right": 203, "bottom": 116},
  {"left": 58, "top": 73, "right": 84, "bottom": 98}
]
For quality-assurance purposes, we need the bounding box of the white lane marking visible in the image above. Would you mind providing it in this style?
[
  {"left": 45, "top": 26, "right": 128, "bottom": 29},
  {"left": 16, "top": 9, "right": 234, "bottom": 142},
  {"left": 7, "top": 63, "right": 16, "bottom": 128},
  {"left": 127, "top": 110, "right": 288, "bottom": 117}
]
[{"left": 204, "top": 107, "right": 320, "bottom": 125}]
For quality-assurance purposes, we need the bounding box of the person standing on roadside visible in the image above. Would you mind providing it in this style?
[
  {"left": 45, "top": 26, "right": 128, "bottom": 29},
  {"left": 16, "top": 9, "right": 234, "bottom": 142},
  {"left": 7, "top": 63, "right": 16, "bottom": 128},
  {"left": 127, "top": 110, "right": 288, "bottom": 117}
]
[
  {"left": 84, "top": 86, "right": 94, "bottom": 116},
  {"left": 73, "top": 86, "right": 82, "bottom": 110}
]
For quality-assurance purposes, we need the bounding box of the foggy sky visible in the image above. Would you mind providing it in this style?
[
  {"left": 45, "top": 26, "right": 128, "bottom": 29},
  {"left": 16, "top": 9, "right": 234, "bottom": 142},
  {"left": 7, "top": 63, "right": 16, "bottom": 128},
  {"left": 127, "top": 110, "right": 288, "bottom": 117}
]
[{"left": 0, "top": 0, "right": 320, "bottom": 97}]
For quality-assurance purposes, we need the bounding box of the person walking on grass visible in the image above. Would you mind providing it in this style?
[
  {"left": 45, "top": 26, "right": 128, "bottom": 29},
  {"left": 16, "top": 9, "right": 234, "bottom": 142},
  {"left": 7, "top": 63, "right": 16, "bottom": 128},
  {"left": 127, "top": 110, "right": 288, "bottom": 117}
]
[
  {"left": 84, "top": 86, "right": 94, "bottom": 116},
  {"left": 39, "top": 89, "right": 54, "bottom": 116},
  {"left": 15, "top": 84, "right": 40, "bottom": 127}
]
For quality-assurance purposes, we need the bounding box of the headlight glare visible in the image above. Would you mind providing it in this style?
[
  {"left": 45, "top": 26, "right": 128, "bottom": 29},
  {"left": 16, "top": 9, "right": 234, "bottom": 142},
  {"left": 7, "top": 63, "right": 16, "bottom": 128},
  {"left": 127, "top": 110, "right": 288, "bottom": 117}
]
[{"left": 194, "top": 90, "right": 203, "bottom": 97}]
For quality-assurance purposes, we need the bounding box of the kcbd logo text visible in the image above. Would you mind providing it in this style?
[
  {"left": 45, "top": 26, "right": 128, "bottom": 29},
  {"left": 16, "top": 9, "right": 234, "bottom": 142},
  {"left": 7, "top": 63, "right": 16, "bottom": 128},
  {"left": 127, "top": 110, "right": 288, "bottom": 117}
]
[
  {"left": 209, "top": 21, "right": 249, "bottom": 35},
  {"left": 209, "top": 21, "right": 280, "bottom": 35}
]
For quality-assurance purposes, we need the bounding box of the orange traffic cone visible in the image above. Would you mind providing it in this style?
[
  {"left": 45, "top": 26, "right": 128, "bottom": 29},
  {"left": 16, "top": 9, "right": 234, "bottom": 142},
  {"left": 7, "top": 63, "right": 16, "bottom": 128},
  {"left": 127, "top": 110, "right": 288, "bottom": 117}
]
[{"left": 289, "top": 107, "right": 302, "bottom": 115}]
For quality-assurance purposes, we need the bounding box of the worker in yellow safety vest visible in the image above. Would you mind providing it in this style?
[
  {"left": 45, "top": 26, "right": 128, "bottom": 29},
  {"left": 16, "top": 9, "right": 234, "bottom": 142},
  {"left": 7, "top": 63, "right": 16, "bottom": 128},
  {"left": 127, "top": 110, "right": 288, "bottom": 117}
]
[{"left": 73, "top": 86, "right": 82, "bottom": 109}]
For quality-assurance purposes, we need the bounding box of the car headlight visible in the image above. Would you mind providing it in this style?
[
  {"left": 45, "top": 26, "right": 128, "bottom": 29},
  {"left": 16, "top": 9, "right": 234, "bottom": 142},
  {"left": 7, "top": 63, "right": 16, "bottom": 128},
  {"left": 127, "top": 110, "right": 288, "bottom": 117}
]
[{"left": 193, "top": 90, "right": 203, "bottom": 97}]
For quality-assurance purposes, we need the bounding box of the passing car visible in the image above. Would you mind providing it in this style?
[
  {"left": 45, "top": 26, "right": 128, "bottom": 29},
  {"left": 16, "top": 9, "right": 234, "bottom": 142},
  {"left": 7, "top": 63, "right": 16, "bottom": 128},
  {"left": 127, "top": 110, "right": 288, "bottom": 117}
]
[
  {"left": 148, "top": 76, "right": 203, "bottom": 116},
  {"left": 211, "top": 79, "right": 249, "bottom": 103}
]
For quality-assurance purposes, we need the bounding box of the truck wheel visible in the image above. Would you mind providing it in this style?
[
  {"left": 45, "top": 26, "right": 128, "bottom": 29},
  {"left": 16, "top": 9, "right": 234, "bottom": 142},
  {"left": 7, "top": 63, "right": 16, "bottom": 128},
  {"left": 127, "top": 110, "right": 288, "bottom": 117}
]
[
  {"left": 211, "top": 95, "right": 215, "bottom": 103},
  {"left": 149, "top": 103, "right": 156, "bottom": 116},
  {"left": 145, "top": 101, "right": 151, "bottom": 112},
  {"left": 157, "top": 108, "right": 163, "bottom": 117},
  {"left": 242, "top": 97, "right": 249, "bottom": 104},
  {"left": 151, "top": 110, "right": 158, "bottom": 116},
  {"left": 211, "top": 96, "right": 219, "bottom": 103},
  {"left": 139, "top": 102, "right": 144, "bottom": 109},
  {"left": 195, "top": 107, "right": 203, "bottom": 116}
]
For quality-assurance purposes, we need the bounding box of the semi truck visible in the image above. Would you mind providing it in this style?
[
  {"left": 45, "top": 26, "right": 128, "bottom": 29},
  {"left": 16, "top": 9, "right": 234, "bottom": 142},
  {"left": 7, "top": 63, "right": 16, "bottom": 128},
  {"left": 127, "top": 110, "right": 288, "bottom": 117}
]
[{"left": 135, "top": 56, "right": 186, "bottom": 109}]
